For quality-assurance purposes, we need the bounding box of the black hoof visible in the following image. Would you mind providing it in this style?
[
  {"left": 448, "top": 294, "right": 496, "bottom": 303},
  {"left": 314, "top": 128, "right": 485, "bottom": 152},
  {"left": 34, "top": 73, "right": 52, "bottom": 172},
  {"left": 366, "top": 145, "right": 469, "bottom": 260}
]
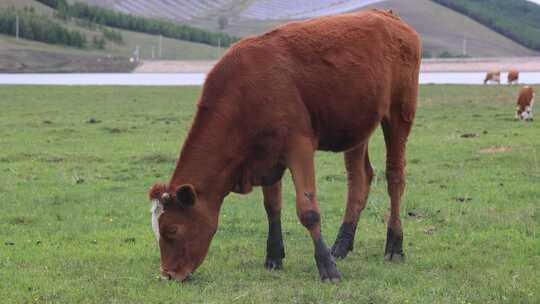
[
  {"left": 331, "top": 239, "right": 353, "bottom": 259},
  {"left": 264, "top": 257, "right": 283, "bottom": 270},
  {"left": 384, "top": 226, "right": 404, "bottom": 263},
  {"left": 317, "top": 258, "right": 342, "bottom": 283},
  {"left": 331, "top": 223, "right": 355, "bottom": 259},
  {"left": 315, "top": 238, "right": 342, "bottom": 283},
  {"left": 384, "top": 252, "right": 405, "bottom": 263}
]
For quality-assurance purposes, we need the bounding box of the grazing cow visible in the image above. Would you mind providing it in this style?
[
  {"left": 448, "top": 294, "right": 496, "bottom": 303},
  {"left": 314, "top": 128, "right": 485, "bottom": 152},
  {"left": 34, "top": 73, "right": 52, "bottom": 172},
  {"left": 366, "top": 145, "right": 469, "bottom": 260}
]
[
  {"left": 508, "top": 70, "right": 519, "bottom": 85},
  {"left": 516, "top": 86, "right": 534, "bottom": 121},
  {"left": 484, "top": 71, "right": 501, "bottom": 84},
  {"left": 148, "top": 10, "right": 421, "bottom": 283}
]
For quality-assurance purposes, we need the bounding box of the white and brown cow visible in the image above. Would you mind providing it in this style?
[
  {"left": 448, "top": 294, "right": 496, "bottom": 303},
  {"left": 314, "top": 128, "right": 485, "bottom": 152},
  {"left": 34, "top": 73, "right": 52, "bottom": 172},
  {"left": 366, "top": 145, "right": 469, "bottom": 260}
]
[
  {"left": 516, "top": 86, "right": 534, "bottom": 121},
  {"left": 484, "top": 71, "right": 501, "bottom": 85},
  {"left": 507, "top": 70, "right": 519, "bottom": 85}
]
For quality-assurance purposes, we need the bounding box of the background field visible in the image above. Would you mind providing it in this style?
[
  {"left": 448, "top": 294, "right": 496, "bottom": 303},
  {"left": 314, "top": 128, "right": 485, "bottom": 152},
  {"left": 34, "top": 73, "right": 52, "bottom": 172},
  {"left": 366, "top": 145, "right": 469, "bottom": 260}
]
[
  {"left": 67, "top": 0, "right": 538, "bottom": 57},
  {"left": 0, "top": 0, "right": 226, "bottom": 72},
  {"left": 0, "top": 85, "right": 539, "bottom": 303},
  {"left": 1, "top": 0, "right": 539, "bottom": 72}
]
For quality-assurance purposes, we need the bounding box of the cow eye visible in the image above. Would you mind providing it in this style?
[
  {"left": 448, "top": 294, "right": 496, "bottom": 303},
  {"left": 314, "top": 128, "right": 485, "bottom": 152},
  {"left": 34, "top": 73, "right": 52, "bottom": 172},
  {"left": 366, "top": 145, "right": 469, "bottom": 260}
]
[{"left": 162, "top": 226, "right": 178, "bottom": 239}]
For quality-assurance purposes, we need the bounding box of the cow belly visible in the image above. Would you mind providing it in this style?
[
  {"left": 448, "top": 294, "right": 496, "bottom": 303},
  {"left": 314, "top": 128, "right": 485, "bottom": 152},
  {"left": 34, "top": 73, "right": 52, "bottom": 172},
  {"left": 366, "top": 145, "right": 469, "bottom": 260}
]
[
  {"left": 318, "top": 122, "right": 379, "bottom": 152},
  {"left": 252, "top": 163, "right": 286, "bottom": 187},
  {"left": 315, "top": 108, "right": 381, "bottom": 152}
]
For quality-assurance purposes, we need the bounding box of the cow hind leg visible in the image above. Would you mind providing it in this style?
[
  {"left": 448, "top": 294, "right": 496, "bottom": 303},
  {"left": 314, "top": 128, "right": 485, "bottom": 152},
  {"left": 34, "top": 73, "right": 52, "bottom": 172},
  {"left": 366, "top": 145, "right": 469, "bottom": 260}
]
[
  {"left": 381, "top": 114, "right": 414, "bottom": 262},
  {"left": 287, "top": 135, "right": 341, "bottom": 282},
  {"left": 331, "top": 142, "right": 373, "bottom": 259},
  {"left": 381, "top": 91, "right": 416, "bottom": 262},
  {"left": 262, "top": 181, "right": 285, "bottom": 270}
]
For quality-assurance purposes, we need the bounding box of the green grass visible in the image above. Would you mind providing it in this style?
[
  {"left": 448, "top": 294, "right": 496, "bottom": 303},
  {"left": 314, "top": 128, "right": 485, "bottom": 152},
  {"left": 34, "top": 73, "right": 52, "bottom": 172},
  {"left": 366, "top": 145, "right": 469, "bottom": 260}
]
[{"left": 0, "top": 85, "right": 539, "bottom": 303}]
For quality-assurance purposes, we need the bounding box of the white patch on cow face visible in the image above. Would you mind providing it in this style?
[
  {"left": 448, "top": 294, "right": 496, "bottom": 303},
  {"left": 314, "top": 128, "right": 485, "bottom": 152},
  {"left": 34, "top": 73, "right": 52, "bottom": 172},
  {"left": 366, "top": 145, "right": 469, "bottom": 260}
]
[
  {"left": 521, "top": 106, "right": 532, "bottom": 120},
  {"left": 151, "top": 199, "right": 164, "bottom": 241}
]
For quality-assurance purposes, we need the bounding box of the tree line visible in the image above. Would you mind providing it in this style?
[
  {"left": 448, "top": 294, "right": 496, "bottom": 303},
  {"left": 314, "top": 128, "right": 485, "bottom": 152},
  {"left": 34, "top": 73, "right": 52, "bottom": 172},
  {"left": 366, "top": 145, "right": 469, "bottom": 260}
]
[
  {"left": 433, "top": 0, "right": 540, "bottom": 52},
  {"left": 36, "top": 0, "right": 239, "bottom": 47},
  {"left": 0, "top": 8, "right": 86, "bottom": 48}
]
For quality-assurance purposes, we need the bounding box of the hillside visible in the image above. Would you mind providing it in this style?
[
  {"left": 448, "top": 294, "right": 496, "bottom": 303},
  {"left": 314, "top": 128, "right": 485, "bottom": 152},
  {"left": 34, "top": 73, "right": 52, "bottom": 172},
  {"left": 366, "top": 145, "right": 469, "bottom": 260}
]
[
  {"left": 1, "top": 0, "right": 538, "bottom": 72},
  {"left": 71, "top": 0, "right": 538, "bottom": 57},
  {"left": 433, "top": 0, "right": 540, "bottom": 52},
  {"left": 367, "top": 0, "right": 537, "bottom": 57},
  {"left": 0, "top": 0, "right": 226, "bottom": 72}
]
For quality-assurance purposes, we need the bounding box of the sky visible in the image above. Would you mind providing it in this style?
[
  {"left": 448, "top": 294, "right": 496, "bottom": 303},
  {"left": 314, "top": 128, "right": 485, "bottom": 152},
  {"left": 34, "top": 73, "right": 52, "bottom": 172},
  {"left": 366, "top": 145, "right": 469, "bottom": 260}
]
[{"left": 528, "top": 0, "right": 540, "bottom": 4}]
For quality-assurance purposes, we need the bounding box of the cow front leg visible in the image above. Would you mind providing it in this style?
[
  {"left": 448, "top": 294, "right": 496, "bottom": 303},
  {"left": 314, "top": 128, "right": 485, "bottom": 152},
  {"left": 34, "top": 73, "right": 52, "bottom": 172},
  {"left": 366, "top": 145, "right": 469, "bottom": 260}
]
[
  {"left": 262, "top": 181, "right": 285, "bottom": 270},
  {"left": 287, "top": 136, "right": 341, "bottom": 282}
]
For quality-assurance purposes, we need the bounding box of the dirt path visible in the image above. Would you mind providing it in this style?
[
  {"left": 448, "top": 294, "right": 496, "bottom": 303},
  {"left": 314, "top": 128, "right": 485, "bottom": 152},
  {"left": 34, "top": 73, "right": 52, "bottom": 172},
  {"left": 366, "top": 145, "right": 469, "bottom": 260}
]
[{"left": 134, "top": 57, "right": 540, "bottom": 73}]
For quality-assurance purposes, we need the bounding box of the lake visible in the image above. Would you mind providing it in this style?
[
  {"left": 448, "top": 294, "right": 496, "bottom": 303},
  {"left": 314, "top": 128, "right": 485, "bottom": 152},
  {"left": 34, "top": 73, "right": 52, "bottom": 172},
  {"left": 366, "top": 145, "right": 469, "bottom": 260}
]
[{"left": 1, "top": 72, "right": 540, "bottom": 86}]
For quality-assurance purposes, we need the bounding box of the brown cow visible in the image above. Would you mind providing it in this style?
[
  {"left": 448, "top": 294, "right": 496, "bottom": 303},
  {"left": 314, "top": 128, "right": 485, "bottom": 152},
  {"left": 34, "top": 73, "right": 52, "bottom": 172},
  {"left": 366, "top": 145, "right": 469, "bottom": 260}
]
[
  {"left": 508, "top": 70, "right": 519, "bottom": 85},
  {"left": 484, "top": 71, "right": 501, "bottom": 84},
  {"left": 148, "top": 10, "right": 421, "bottom": 283},
  {"left": 516, "top": 86, "right": 534, "bottom": 121}
]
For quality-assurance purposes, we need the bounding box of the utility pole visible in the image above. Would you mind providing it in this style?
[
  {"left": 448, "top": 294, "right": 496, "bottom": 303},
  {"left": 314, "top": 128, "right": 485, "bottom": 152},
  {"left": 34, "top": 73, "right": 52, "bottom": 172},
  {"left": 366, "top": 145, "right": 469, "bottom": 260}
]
[
  {"left": 134, "top": 45, "right": 140, "bottom": 62},
  {"left": 462, "top": 33, "right": 467, "bottom": 57},
  {"left": 158, "top": 35, "right": 162, "bottom": 58},
  {"left": 15, "top": 14, "right": 19, "bottom": 40}
]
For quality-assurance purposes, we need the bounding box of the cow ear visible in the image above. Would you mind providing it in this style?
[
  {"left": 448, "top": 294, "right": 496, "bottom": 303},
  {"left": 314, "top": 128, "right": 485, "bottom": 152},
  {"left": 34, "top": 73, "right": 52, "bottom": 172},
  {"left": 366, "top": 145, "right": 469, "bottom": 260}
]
[
  {"left": 176, "top": 184, "right": 197, "bottom": 207},
  {"left": 149, "top": 183, "right": 167, "bottom": 201}
]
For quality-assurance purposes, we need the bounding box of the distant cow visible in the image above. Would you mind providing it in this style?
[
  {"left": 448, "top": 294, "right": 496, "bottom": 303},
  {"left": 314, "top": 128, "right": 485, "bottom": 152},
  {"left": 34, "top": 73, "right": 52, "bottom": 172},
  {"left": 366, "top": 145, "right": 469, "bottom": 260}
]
[
  {"left": 516, "top": 86, "right": 534, "bottom": 121},
  {"left": 508, "top": 70, "right": 519, "bottom": 85},
  {"left": 484, "top": 71, "right": 501, "bottom": 84},
  {"left": 148, "top": 10, "right": 421, "bottom": 283}
]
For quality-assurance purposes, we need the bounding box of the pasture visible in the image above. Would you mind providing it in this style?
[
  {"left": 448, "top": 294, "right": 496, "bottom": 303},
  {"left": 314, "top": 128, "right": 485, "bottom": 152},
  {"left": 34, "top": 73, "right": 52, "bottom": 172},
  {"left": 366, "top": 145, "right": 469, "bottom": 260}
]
[{"left": 0, "top": 85, "right": 538, "bottom": 303}]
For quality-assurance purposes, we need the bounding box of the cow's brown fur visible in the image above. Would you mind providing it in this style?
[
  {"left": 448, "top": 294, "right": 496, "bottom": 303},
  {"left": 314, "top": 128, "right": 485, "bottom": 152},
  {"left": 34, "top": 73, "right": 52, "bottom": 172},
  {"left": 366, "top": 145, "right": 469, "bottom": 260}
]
[
  {"left": 149, "top": 10, "right": 421, "bottom": 282},
  {"left": 484, "top": 71, "right": 501, "bottom": 84},
  {"left": 516, "top": 86, "right": 534, "bottom": 120},
  {"left": 508, "top": 70, "right": 519, "bottom": 85}
]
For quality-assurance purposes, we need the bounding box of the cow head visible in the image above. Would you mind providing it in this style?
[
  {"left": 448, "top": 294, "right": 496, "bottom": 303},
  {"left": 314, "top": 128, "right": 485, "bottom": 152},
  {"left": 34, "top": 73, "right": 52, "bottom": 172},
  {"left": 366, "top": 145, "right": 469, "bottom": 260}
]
[
  {"left": 149, "top": 183, "right": 217, "bottom": 282},
  {"left": 516, "top": 104, "right": 532, "bottom": 121}
]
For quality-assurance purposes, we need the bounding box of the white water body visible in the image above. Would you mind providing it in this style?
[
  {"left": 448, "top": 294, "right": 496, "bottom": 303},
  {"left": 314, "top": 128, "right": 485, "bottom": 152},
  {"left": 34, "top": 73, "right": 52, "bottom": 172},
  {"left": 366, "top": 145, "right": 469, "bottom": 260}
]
[
  {"left": 1, "top": 72, "right": 540, "bottom": 86},
  {"left": 420, "top": 72, "right": 540, "bottom": 85}
]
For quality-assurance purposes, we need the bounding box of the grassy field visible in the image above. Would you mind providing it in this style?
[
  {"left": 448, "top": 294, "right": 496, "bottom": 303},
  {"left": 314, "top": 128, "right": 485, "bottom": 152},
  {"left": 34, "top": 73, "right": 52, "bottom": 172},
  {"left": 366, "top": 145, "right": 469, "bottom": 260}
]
[{"left": 0, "top": 85, "right": 539, "bottom": 303}]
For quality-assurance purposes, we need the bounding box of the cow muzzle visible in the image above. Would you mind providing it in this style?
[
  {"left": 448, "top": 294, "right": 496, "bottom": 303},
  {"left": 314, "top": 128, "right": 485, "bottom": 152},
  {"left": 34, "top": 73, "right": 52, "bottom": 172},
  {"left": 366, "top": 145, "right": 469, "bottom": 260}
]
[
  {"left": 160, "top": 269, "right": 192, "bottom": 283},
  {"left": 520, "top": 110, "right": 531, "bottom": 121}
]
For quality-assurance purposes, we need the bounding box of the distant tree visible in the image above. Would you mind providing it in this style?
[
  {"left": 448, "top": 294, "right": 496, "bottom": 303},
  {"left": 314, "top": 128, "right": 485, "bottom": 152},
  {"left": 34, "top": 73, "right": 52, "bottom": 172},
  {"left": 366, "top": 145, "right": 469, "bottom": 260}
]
[
  {"left": 35, "top": 0, "right": 239, "bottom": 47},
  {"left": 422, "top": 50, "right": 432, "bottom": 58},
  {"left": 92, "top": 36, "right": 105, "bottom": 49},
  {"left": 0, "top": 9, "right": 87, "bottom": 48},
  {"left": 102, "top": 27, "right": 123, "bottom": 44},
  {"left": 432, "top": 0, "right": 540, "bottom": 52},
  {"left": 437, "top": 51, "right": 470, "bottom": 59}
]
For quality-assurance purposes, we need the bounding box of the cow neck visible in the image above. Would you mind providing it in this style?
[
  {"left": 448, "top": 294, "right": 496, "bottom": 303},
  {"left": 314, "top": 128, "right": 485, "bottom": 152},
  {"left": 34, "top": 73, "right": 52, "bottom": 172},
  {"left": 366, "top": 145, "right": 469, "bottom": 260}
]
[{"left": 168, "top": 103, "right": 243, "bottom": 210}]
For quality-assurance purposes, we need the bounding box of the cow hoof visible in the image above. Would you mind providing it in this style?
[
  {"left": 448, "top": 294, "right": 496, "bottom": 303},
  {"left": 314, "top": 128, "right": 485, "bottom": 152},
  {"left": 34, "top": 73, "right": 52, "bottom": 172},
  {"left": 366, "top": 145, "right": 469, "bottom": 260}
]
[
  {"left": 322, "top": 276, "right": 341, "bottom": 284},
  {"left": 331, "top": 223, "right": 355, "bottom": 259},
  {"left": 264, "top": 258, "right": 283, "bottom": 270},
  {"left": 331, "top": 240, "right": 352, "bottom": 259},
  {"left": 316, "top": 255, "right": 341, "bottom": 283},
  {"left": 384, "top": 252, "right": 405, "bottom": 263},
  {"left": 319, "top": 264, "right": 342, "bottom": 283}
]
